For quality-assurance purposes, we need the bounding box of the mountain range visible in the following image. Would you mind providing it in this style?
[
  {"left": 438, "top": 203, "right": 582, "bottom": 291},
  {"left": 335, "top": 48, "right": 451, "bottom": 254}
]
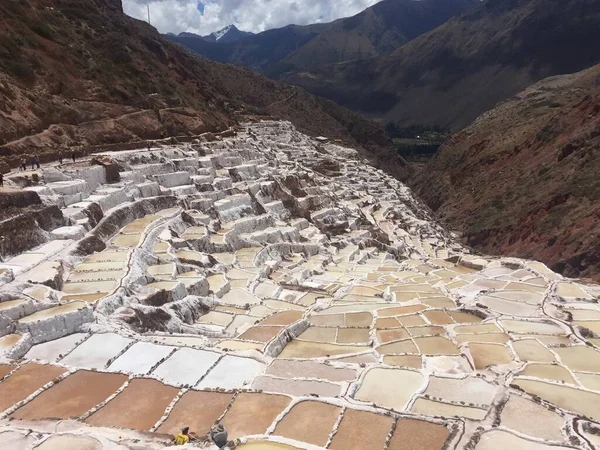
[
  {"left": 171, "top": 25, "right": 253, "bottom": 44},
  {"left": 164, "top": 0, "right": 476, "bottom": 76}
]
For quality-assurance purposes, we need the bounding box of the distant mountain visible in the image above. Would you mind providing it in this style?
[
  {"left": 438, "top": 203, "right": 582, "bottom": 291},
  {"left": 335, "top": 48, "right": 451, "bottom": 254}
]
[
  {"left": 411, "top": 63, "right": 600, "bottom": 280},
  {"left": 285, "top": 0, "right": 600, "bottom": 131},
  {"left": 164, "top": 0, "right": 476, "bottom": 76}
]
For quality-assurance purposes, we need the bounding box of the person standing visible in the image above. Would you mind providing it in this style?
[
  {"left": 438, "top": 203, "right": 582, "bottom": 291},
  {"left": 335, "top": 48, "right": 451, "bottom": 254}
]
[
  {"left": 58, "top": 151, "right": 63, "bottom": 165},
  {"left": 20, "top": 157, "right": 27, "bottom": 171},
  {"left": 0, "top": 172, "right": 4, "bottom": 187},
  {"left": 34, "top": 155, "right": 40, "bottom": 169},
  {"left": 71, "top": 150, "right": 76, "bottom": 163},
  {"left": 31, "top": 156, "right": 36, "bottom": 170}
]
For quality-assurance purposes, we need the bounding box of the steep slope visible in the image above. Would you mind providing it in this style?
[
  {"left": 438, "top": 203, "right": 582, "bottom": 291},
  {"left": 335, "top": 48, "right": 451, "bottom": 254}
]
[
  {"left": 412, "top": 64, "right": 600, "bottom": 280},
  {"left": 286, "top": 0, "right": 600, "bottom": 131},
  {"left": 165, "top": 0, "right": 475, "bottom": 76},
  {"left": 0, "top": 0, "right": 406, "bottom": 177}
]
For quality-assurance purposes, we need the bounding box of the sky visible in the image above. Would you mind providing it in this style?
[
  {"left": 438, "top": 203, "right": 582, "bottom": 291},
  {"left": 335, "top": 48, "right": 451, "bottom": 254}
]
[{"left": 122, "top": 0, "right": 382, "bottom": 36}]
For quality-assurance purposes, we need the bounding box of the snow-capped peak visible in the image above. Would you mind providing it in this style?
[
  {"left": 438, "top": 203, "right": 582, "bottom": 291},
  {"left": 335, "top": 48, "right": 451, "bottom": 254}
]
[{"left": 211, "top": 25, "right": 235, "bottom": 42}]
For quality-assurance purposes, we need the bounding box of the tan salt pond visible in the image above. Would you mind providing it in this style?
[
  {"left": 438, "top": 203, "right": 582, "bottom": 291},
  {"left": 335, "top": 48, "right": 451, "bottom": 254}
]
[
  {"left": 278, "top": 340, "right": 370, "bottom": 358},
  {"left": 477, "top": 431, "right": 572, "bottom": 450},
  {"left": 147, "top": 264, "right": 174, "bottom": 277},
  {"left": 377, "top": 339, "right": 419, "bottom": 355},
  {"left": 378, "top": 305, "right": 427, "bottom": 317},
  {"left": 111, "top": 234, "right": 141, "bottom": 247},
  {"left": 577, "top": 373, "right": 600, "bottom": 391},
  {"left": 502, "top": 320, "right": 565, "bottom": 335},
  {"left": 479, "top": 296, "right": 539, "bottom": 316},
  {"left": 513, "top": 340, "right": 556, "bottom": 363},
  {"left": 411, "top": 398, "right": 487, "bottom": 420},
  {"left": 557, "top": 282, "right": 590, "bottom": 299},
  {"left": 74, "top": 261, "right": 125, "bottom": 272},
  {"left": 198, "top": 311, "right": 234, "bottom": 327},
  {"left": 421, "top": 297, "right": 456, "bottom": 308},
  {"left": 414, "top": 336, "right": 460, "bottom": 355},
  {"left": 62, "top": 280, "right": 117, "bottom": 294},
  {"left": 456, "top": 333, "right": 510, "bottom": 344},
  {"left": 500, "top": 394, "right": 565, "bottom": 441},
  {"left": 469, "top": 343, "right": 512, "bottom": 369},
  {"left": 354, "top": 367, "right": 424, "bottom": 410},
  {"left": 515, "top": 378, "right": 600, "bottom": 421},
  {"left": 310, "top": 313, "right": 346, "bottom": 327},
  {"left": 212, "top": 252, "right": 235, "bottom": 265},
  {"left": 18, "top": 302, "right": 87, "bottom": 323},
  {"left": 553, "top": 346, "right": 600, "bottom": 373},
  {"left": 297, "top": 327, "right": 337, "bottom": 343},
  {"left": 0, "top": 299, "right": 27, "bottom": 311},
  {"left": 377, "top": 328, "right": 410, "bottom": 343},
  {"left": 207, "top": 274, "right": 228, "bottom": 293},
  {"left": 263, "top": 299, "right": 305, "bottom": 311},
  {"left": 384, "top": 355, "right": 422, "bottom": 369},
  {"left": 260, "top": 310, "right": 304, "bottom": 326},
  {"left": 67, "top": 270, "right": 123, "bottom": 283},
  {"left": 239, "top": 326, "right": 283, "bottom": 342},
  {"left": 221, "top": 393, "right": 291, "bottom": 440},
  {"left": 220, "top": 289, "right": 261, "bottom": 307}
]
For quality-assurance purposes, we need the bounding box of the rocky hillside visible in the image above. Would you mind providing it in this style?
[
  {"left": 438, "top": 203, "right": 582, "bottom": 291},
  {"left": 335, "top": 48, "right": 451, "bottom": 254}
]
[
  {"left": 165, "top": 0, "right": 475, "bottom": 76},
  {"left": 412, "top": 64, "right": 600, "bottom": 281},
  {"left": 0, "top": 0, "right": 406, "bottom": 178},
  {"left": 286, "top": 0, "right": 600, "bottom": 131}
]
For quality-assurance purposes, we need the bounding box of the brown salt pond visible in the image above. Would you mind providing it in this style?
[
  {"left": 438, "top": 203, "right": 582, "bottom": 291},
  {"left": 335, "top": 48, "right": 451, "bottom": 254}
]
[
  {"left": 86, "top": 378, "right": 179, "bottom": 431},
  {"left": 221, "top": 393, "right": 291, "bottom": 440},
  {"left": 260, "top": 311, "right": 304, "bottom": 326},
  {"left": 388, "top": 418, "right": 450, "bottom": 450},
  {"left": 239, "top": 326, "right": 284, "bottom": 342},
  {"left": 0, "top": 363, "right": 67, "bottom": 411},
  {"left": 514, "top": 378, "right": 600, "bottom": 421},
  {"left": 469, "top": 343, "right": 512, "bottom": 369},
  {"left": 11, "top": 371, "right": 127, "bottom": 420},
  {"left": 354, "top": 367, "right": 424, "bottom": 410},
  {"left": 0, "top": 363, "right": 16, "bottom": 379},
  {"left": 157, "top": 390, "right": 232, "bottom": 437},
  {"left": 377, "top": 339, "right": 419, "bottom": 355},
  {"left": 329, "top": 408, "right": 393, "bottom": 450},
  {"left": 273, "top": 401, "right": 341, "bottom": 446},
  {"left": 384, "top": 355, "right": 423, "bottom": 369},
  {"left": 0, "top": 333, "right": 22, "bottom": 350}
]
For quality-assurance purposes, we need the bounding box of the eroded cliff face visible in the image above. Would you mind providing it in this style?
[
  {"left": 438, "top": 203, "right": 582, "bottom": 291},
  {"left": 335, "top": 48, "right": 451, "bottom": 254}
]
[{"left": 412, "top": 64, "right": 600, "bottom": 281}]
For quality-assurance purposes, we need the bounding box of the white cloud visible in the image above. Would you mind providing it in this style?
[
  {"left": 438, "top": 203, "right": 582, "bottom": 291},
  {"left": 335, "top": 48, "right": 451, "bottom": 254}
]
[{"left": 122, "top": 0, "right": 382, "bottom": 35}]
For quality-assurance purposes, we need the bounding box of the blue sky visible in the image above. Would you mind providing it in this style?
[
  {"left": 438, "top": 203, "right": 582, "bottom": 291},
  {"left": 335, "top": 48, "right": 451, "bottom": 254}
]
[{"left": 122, "top": 0, "right": 381, "bottom": 35}]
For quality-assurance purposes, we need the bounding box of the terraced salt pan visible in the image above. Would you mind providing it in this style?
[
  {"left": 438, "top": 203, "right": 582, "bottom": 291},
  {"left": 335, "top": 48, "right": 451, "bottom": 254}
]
[
  {"left": 11, "top": 371, "right": 128, "bottom": 420},
  {"left": 266, "top": 359, "right": 356, "bottom": 382},
  {"left": 156, "top": 390, "right": 233, "bottom": 436},
  {"left": 388, "top": 418, "right": 450, "bottom": 450},
  {"left": 0, "top": 431, "right": 37, "bottom": 450},
  {"left": 513, "top": 340, "right": 556, "bottom": 363},
  {"left": 252, "top": 376, "right": 341, "bottom": 397},
  {"left": 514, "top": 378, "right": 600, "bottom": 421},
  {"left": 500, "top": 394, "right": 565, "bottom": 441},
  {"left": 221, "top": 289, "right": 261, "bottom": 307},
  {"left": 18, "top": 302, "right": 87, "bottom": 323},
  {"left": 108, "top": 342, "right": 175, "bottom": 375},
  {"left": 470, "top": 343, "right": 513, "bottom": 369},
  {"left": 278, "top": 340, "right": 371, "bottom": 358},
  {"left": 329, "top": 408, "right": 393, "bottom": 450},
  {"left": 0, "top": 334, "right": 22, "bottom": 350},
  {"left": 60, "top": 333, "right": 132, "bottom": 369},
  {"left": 221, "top": 393, "right": 291, "bottom": 440},
  {"left": 425, "top": 376, "right": 496, "bottom": 405},
  {"left": 354, "top": 367, "right": 424, "bottom": 410},
  {"left": 411, "top": 397, "right": 487, "bottom": 420},
  {"left": 34, "top": 435, "right": 103, "bottom": 450},
  {"left": 151, "top": 347, "right": 221, "bottom": 386},
  {"left": 475, "top": 430, "right": 574, "bottom": 450},
  {"left": 25, "top": 333, "right": 87, "bottom": 361},
  {"left": 274, "top": 401, "right": 341, "bottom": 447},
  {"left": 86, "top": 378, "right": 178, "bottom": 431},
  {"left": 197, "top": 355, "right": 264, "bottom": 389},
  {"left": 0, "top": 363, "right": 67, "bottom": 412},
  {"left": 553, "top": 346, "right": 600, "bottom": 372},
  {"left": 519, "top": 363, "right": 576, "bottom": 383}
]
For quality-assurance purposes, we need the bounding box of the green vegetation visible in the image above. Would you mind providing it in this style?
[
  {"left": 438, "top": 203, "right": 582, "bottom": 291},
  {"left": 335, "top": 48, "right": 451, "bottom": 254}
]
[{"left": 386, "top": 123, "right": 448, "bottom": 163}]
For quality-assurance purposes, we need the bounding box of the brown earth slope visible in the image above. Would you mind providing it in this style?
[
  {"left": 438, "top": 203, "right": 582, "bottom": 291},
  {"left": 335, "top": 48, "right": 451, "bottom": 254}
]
[
  {"left": 412, "top": 64, "right": 600, "bottom": 281},
  {"left": 285, "top": 0, "right": 600, "bottom": 131},
  {"left": 0, "top": 0, "right": 407, "bottom": 178}
]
